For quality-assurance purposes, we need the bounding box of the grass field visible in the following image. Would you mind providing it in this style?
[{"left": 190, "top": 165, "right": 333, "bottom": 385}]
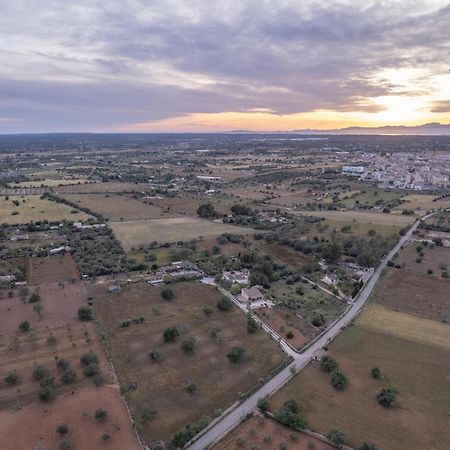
[
  {"left": 55, "top": 182, "right": 145, "bottom": 194},
  {"left": 319, "top": 219, "right": 402, "bottom": 237},
  {"left": 111, "top": 217, "right": 254, "bottom": 249},
  {"left": 298, "top": 209, "right": 415, "bottom": 226},
  {"left": 151, "top": 196, "right": 232, "bottom": 216},
  {"left": 10, "top": 179, "right": 89, "bottom": 188},
  {"left": 25, "top": 254, "right": 79, "bottom": 285},
  {"left": 337, "top": 190, "right": 403, "bottom": 209},
  {"left": 395, "top": 194, "right": 450, "bottom": 212},
  {"left": 271, "top": 305, "right": 450, "bottom": 450},
  {"left": 90, "top": 281, "right": 287, "bottom": 444},
  {"left": 62, "top": 193, "right": 175, "bottom": 221},
  {"left": 0, "top": 195, "right": 92, "bottom": 224}
]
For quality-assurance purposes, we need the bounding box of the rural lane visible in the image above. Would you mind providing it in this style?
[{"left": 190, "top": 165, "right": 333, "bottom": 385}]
[{"left": 187, "top": 213, "right": 431, "bottom": 450}]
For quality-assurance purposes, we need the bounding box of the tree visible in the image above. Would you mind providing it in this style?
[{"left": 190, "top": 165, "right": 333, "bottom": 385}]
[
  {"left": 227, "top": 346, "right": 246, "bottom": 363},
  {"left": 83, "top": 364, "right": 98, "bottom": 377},
  {"left": 78, "top": 306, "right": 93, "bottom": 321},
  {"left": 33, "top": 365, "right": 50, "bottom": 380},
  {"left": 246, "top": 315, "right": 258, "bottom": 334},
  {"left": 29, "top": 292, "right": 41, "bottom": 303},
  {"left": 320, "top": 356, "right": 337, "bottom": 373},
  {"left": 163, "top": 326, "right": 179, "bottom": 342},
  {"left": 330, "top": 371, "right": 347, "bottom": 390},
  {"left": 358, "top": 443, "right": 377, "bottom": 450},
  {"left": 322, "top": 242, "right": 341, "bottom": 263},
  {"left": 59, "top": 439, "right": 71, "bottom": 450},
  {"left": 161, "top": 287, "right": 174, "bottom": 301},
  {"left": 311, "top": 310, "right": 325, "bottom": 327},
  {"left": 257, "top": 397, "right": 270, "bottom": 412},
  {"left": 197, "top": 203, "right": 218, "bottom": 219},
  {"left": 3, "top": 372, "right": 19, "bottom": 385},
  {"left": 39, "top": 385, "right": 55, "bottom": 402},
  {"left": 274, "top": 399, "right": 307, "bottom": 430},
  {"left": 18, "top": 320, "right": 31, "bottom": 332},
  {"left": 203, "top": 306, "right": 213, "bottom": 316},
  {"left": 371, "top": 367, "right": 381, "bottom": 379},
  {"left": 33, "top": 302, "right": 43, "bottom": 318},
  {"left": 95, "top": 408, "right": 108, "bottom": 421},
  {"left": 61, "top": 369, "right": 76, "bottom": 384},
  {"left": 327, "top": 429, "right": 346, "bottom": 445},
  {"left": 141, "top": 405, "right": 156, "bottom": 423},
  {"left": 377, "top": 387, "right": 397, "bottom": 407},
  {"left": 181, "top": 337, "right": 197, "bottom": 354},
  {"left": 217, "top": 297, "right": 233, "bottom": 311},
  {"left": 56, "top": 424, "right": 69, "bottom": 436},
  {"left": 102, "top": 433, "right": 111, "bottom": 441},
  {"left": 80, "top": 351, "right": 98, "bottom": 366},
  {"left": 57, "top": 358, "right": 70, "bottom": 372}
]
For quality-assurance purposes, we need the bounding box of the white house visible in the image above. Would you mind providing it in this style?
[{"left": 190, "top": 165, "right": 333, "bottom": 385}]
[
  {"left": 222, "top": 270, "right": 249, "bottom": 285},
  {"left": 240, "top": 286, "right": 264, "bottom": 303}
]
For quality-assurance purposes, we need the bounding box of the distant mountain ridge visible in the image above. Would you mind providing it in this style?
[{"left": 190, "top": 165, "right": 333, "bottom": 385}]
[{"left": 291, "top": 122, "right": 450, "bottom": 135}]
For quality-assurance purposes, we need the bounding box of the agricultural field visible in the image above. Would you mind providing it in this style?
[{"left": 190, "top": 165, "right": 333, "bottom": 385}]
[
  {"left": 25, "top": 254, "right": 79, "bottom": 285},
  {"left": 197, "top": 236, "right": 249, "bottom": 256},
  {"left": 315, "top": 218, "right": 403, "bottom": 238},
  {"left": 271, "top": 304, "right": 450, "bottom": 450},
  {"left": 90, "top": 281, "right": 288, "bottom": 445},
  {"left": 254, "top": 241, "right": 316, "bottom": 270},
  {"left": 61, "top": 193, "right": 175, "bottom": 221},
  {"left": 335, "top": 190, "right": 403, "bottom": 209},
  {"left": 55, "top": 182, "right": 144, "bottom": 194},
  {"left": 0, "top": 195, "right": 92, "bottom": 225},
  {"left": 111, "top": 217, "right": 255, "bottom": 250},
  {"left": 151, "top": 195, "right": 232, "bottom": 216},
  {"left": 10, "top": 179, "right": 90, "bottom": 188},
  {"left": 395, "top": 194, "right": 450, "bottom": 212},
  {"left": 297, "top": 209, "right": 415, "bottom": 227},
  {"left": 213, "top": 413, "right": 338, "bottom": 450}
]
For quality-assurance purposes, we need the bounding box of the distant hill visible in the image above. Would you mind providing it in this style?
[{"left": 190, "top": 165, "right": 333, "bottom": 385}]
[{"left": 292, "top": 122, "right": 450, "bottom": 135}]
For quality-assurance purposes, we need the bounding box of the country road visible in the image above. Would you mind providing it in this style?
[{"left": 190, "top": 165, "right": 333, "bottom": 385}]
[{"left": 187, "top": 213, "right": 432, "bottom": 450}]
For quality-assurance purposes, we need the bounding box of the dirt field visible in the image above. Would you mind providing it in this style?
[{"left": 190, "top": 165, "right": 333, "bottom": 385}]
[
  {"left": 11, "top": 179, "right": 90, "bottom": 188},
  {"left": 111, "top": 217, "right": 255, "bottom": 249},
  {"left": 297, "top": 210, "right": 415, "bottom": 226},
  {"left": 254, "top": 241, "right": 316, "bottom": 269},
  {"left": 372, "top": 268, "right": 450, "bottom": 322},
  {"left": 90, "top": 281, "right": 287, "bottom": 445},
  {"left": 152, "top": 196, "right": 232, "bottom": 216},
  {"left": 25, "top": 254, "right": 79, "bottom": 285},
  {"left": 0, "top": 385, "right": 140, "bottom": 450},
  {"left": 55, "top": 181, "right": 145, "bottom": 194},
  {"left": 319, "top": 219, "right": 402, "bottom": 238},
  {"left": 61, "top": 193, "right": 175, "bottom": 221},
  {"left": 396, "top": 240, "right": 450, "bottom": 278},
  {"left": 213, "top": 413, "right": 338, "bottom": 450},
  {"left": 271, "top": 306, "right": 450, "bottom": 450},
  {"left": 0, "top": 195, "right": 92, "bottom": 224},
  {"left": 197, "top": 236, "right": 248, "bottom": 256},
  {"left": 255, "top": 306, "right": 318, "bottom": 348}
]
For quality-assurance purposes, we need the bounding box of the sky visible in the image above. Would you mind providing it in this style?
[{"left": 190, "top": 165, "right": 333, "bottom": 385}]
[{"left": 1, "top": 0, "right": 449, "bottom": 133}]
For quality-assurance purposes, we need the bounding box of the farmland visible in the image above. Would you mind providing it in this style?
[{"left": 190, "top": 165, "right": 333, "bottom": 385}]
[
  {"left": 25, "top": 254, "right": 79, "bottom": 285},
  {"left": 10, "top": 178, "right": 90, "bottom": 188},
  {"left": 90, "top": 281, "right": 288, "bottom": 445},
  {"left": 0, "top": 195, "right": 92, "bottom": 224},
  {"left": 271, "top": 305, "right": 450, "bottom": 450},
  {"left": 111, "top": 217, "right": 255, "bottom": 249},
  {"left": 62, "top": 193, "right": 175, "bottom": 221}
]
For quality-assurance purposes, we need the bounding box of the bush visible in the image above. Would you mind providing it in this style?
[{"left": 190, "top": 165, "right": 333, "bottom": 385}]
[
  {"left": 330, "top": 371, "right": 347, "bottom": 390},
  {"left": 172, "top": 415, "right": 211, "bottom": 447},
  {"left": 83, "top": 364, "right": 99, "bottom": 377},
  {"left": 102, "top": 433, "right": 110, "bottom": 441},
  {"left": 29, "top": 292, "right": 41, "bottom": 303},
  {"left": 80, "top": 351, "right": 98, "bottom": 366},
  {"left": 161, "top": 287, "right": 174, "bottom": 301},
  {"left": 95, "top": 408, "right": 108, "bottom": 421},
  {"left": 274, "top": 399, "right": 307, "bottom": 430},
  {"left": 56, "top": 424, "right": 69, "bottom": 436},
  {"left": 181, "top": 337, "right": 197, "bottom": 354},
  {"left": 78, "top": 306, "right": 93, "bottom": 321},
  {"left": 358, "top": 443, "right": 377, "bottom": 450},
  {"left": 217, "top": 297, "right": 233, "bottom": 311},
  {"left": 61, "top": 369, "right": 77, "bottom": 384},
  {"left": 311, "top": 310, "right": 325, "bottom": 327},
  {"left": 257, "top": 397, "right": 270, "bottom": 412},
  {"left": 320, "top": 356, "right": 337, "bottom": 373},
  {"left": 163, "top": 326, "right": 179, "bottom": 342},
  {"left": 286, "top": 331, "right": 294, "bottom": 339},
  {"left": 203, "top": 306, "right": 213, "bottom": 316},
  {"left": 327, "top": 429, "right": 346, "bottom": 445},
  {"left": 371, "top": 367, "right": 381, "bottom": 379},
  {"left": 141, "top": 405, "right": 156, "bottom": 423},
  {"left": 246, "top": 315, "right": 259, "bottom": 334},
  {"left": 149, "top": 349, "right": 163, "bottom": 362},
  {"left": 56, "top": 358, "right": 70, "bottom": 372},
  {"left": 59, "top": 439, "right": 71, "bottom": 450},
  {"left": 33, "top": 365, "right": 50, "bottom": 381},
  {"left": 3, "top": 372, "right": 19, "bottom": 385},
  {"left": 39, "top": 385, "right": 55, "bottom": 402},
  {"left": 93, "top": 373, "right": 105, "bottom": 386},
  {"left": 18, "top": 320, "right": 31, "bottom": 332},
  {"left": 227, "top": 346, "right": 246, "bottom": 363},
  {"left": 377, "top": 387, "right": 397, "bottom": 407}
]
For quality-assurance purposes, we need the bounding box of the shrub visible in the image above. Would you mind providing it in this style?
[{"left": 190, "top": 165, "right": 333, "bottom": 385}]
[
  {"left": 102, "top": 433, "right": 110, "bottom": 441},
  {"left": 141, "top": 405, "right": 156, "bottom": 423},
  {"left": 93, "top": 373, "right": 105, "bottom": 386},
  {"left": 18, "top": 320, "right": 31, "bottom": 332},
  {"left": 286, "top": 331, "right": 294, "bottom": 339},
  {"left": 327, "top": 429, "right": 346, "bottom": 445},
  {"left": 203, "top": 306, "right": 213, "bottom": 316},
  {"left": 161, "top": 287, "right": 174, "bottom": 301},
  {"left": 377, "top": 387, "right": 397, "bottom": 407},
  {"left": 330, "top": 371, "right": 347, "bottom": 390},
  {"left": 56, "top": 424, "right": 69, "bottom": 436},
  {"left": 227, "top": 346, "right": 246, "bottom": 363},
  {"left": 257, "top": 397, "right": 270, "bottom": 412},
  {"left": 39, "top": 385, "right": 55, "bottom": 402},
  {"left": 311, "top": 310, "right": 325, "bottom": 327},
  {"left": 56, "top": 358, "right": 70, "bottom": 372},
  {"left": 185, "top": 383, "right": 198, "bottom": 394},
  {"left": 33, "top": 365, "right": 50, "bottom": 381},
  {"left": 172, "top": 415, "right": 211, "bottom": 447},
  {"left": 95, "top": 408, "right": 108, "bottom": 421},
  {"left": 3, "top": 372, "right": 19, "bottom": 385},
  {"left": 61, "top": 369, "right": 77, "bottom": 384},
  {"left": 181, "top": 337, "right": 197, "bottom": 354},
  {"left": 78, "top": 306, "right": 93, "bottom": 321},
  {"left": 83, "top": 364, "right": 98, "bottom": 377},
  {"left": 246, "top": 315, "right": 259, "bottom": 334},
  {"left": 59, "top": 439, "right": 71, "bottom": 450},
  {"left": 163, "top": 326, "right": 179, "bottom": 342},
  {"left": 149, "top": 349, "right": 163, "bottom": 362},
  {"left": 80, "top": 351, "right": 98, "bottom": 366},
  {"left": 358, "top": 443, "right": 377, "bottom": 450},
  {"left": 274, "top": 399, "right": 307, "bottom": 430},
  {"left": 29, "top": 292, "right": 41, "bottom": 303},
  {"left": 217, "top": 297, "right": 233, "bottom": 311},
  {"left": 320, "top": 356, "right": 337, "bottom": 373},
  {"left": 371, "top": 367, "right": 381, "bottom": 379}
]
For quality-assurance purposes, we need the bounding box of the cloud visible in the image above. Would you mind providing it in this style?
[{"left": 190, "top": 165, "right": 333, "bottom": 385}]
[
  {"left": 430, "top": 100, "right": 450, "bottom": 113},
  {"left": 0, "top": 0, "right": 449, "bottom": 131}
]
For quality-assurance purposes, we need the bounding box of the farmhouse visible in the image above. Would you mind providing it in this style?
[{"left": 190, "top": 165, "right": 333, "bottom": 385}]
[
  {"left": 160, "top": 261, "right": 202, "bottom": 279},
  {"left": 240, "top": 286, "right": 265, "bottom": 303},
  {"left": 48, "top": 245, "right": 71, "bottom": 255},
  {"left": 223, "top": 270, "right": 249, "bottom": 285}
]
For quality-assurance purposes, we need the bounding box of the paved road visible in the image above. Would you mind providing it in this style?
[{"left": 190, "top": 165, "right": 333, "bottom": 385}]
[{"left": 188, "top": 214, "right": 430, "bottom": 450}]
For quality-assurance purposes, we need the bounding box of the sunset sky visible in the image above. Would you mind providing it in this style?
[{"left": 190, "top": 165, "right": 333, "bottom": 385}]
[{"left": 1, "top": 0, "right": 449, "bottom": 133}]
